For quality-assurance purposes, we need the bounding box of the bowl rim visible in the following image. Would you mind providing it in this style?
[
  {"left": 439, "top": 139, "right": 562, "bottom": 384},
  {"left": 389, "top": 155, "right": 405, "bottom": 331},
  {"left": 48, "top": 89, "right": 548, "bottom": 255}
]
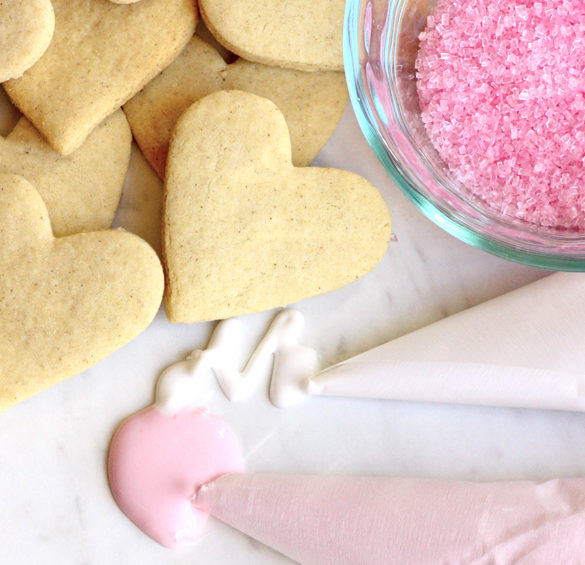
[{"left": 343, "top": 0, "right": 585, "bottom": 271}]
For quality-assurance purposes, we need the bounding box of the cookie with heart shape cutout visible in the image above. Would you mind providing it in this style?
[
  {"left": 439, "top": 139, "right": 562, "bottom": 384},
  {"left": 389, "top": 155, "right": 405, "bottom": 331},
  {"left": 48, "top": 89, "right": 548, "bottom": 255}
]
[
  {"left": 163, "top": 90, "right": 391, "bottom": 323},
  {"left": 0, "top": 174, "right": 164, "bottom": 412},
  {"left": 0, "top": 110, "right": 131, "bottom": 237},
  {"left": 0, "top": 0, "right": 54, "bottom": 82},
  {"left": 124, "top": 36, "right": 347, "bottom": 178},
  {"left": 4, "top": 0, "right": 196, "bottom": 155},
  {"left": 199, "top": 0, "right": 344, "bottom": 71}
]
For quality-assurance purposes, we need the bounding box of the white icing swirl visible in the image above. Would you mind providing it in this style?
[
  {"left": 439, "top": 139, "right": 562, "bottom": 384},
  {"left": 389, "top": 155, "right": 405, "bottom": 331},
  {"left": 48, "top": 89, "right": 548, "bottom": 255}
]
[{"left": 154, "top": 309, "right": 319, "bottom": 412}]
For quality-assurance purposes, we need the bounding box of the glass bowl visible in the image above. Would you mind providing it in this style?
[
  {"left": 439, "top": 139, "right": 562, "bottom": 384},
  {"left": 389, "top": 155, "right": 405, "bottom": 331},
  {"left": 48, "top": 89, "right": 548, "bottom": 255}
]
[{"left": 344, "top": 0, "right": 585, "bottom": 270}]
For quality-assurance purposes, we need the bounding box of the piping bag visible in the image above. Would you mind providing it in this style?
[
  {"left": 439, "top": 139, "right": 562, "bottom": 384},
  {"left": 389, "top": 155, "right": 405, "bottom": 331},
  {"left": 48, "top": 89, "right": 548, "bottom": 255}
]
[
  {"left": 271, "top": 272, "right": 585, "bottom": 410},
  {"left": 194, "top": 472, "right": 585, "bottom": 565},
  {"left": 110, "top": 395, "right": 585, "bottom": 564}
]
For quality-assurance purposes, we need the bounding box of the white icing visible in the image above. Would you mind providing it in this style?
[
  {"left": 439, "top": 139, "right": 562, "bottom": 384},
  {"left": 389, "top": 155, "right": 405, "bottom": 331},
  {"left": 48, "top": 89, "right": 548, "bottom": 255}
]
[
  {"left": 213, "top": 310, "right": 317, "bottom": 402},
  {"left": 154, "top": 309, "right": 319, "bottom": 411},
  {"left": 154, "top": 349, "right": 215, "bottom": 413},
  {"left": 269, "top": 343, "right": 319, "bottom": 408}
]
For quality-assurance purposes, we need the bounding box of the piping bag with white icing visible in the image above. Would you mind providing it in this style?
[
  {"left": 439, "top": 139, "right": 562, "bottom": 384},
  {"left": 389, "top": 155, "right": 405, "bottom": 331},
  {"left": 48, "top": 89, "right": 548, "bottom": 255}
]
[
  {"left": 271, "top": 272, "right": 585, "bottom": 410},
  {"left": 129, "top": 271, "right": 585, "bottom": 413}
]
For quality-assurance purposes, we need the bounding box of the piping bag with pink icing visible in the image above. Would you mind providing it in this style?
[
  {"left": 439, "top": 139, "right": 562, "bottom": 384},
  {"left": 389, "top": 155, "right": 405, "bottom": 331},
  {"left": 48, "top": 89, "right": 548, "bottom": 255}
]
[{"left": 194, "top": 474, "right": 585, "bottom": 564}]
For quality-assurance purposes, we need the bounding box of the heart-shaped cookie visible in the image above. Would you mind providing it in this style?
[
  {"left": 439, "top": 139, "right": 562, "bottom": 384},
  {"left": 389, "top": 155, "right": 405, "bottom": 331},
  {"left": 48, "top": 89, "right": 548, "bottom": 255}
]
[
  {"left": 4, "top": 0, "right": 196, "bottom": 155},
  {"left": 199, "top": 0, "right": 344, "bottom": 71},
  {"left": 124, "top": 36, "right": 348, "bottom": 178},
  {"left": 0, "top": 110, "right": 131, "bottom": 237},
  {"left": 0, "top": 174, "right": 164, "bottom": 411},
  {"left": 163, "top": 91, "right": 391, "bottom": 323},
  {"left": 0, "top": 0, "right": 54, "bottom": 82}
]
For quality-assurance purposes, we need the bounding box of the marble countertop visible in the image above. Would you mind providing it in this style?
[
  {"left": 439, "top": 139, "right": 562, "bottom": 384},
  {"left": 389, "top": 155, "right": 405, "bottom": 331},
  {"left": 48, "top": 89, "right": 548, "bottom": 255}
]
[{"left": 2, "top": 93, "right": 583, "bottom": 564}]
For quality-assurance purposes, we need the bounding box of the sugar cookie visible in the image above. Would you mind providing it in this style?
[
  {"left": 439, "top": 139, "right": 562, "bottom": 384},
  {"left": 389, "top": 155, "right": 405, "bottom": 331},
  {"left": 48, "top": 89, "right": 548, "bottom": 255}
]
[
  {"left": 4, "top": 0, "right": 196, "bottom": 155},
  {"left": 0, "top": 111, "right": 131, "bottom": 236},
  {"left": 163, "top": 91, "right": 391, "bottom": 323},
  {"left": 124, "top": 37, "right": 347, "bottom": 178},
  {"left": 199, "top": 0, "right": 344, "bottom": 71},
  {"left": 0, "top": 174, "right": 164, "bottom": 411},
  {"left": 0, "top": 0, "right": 54, "bottom": 82}
]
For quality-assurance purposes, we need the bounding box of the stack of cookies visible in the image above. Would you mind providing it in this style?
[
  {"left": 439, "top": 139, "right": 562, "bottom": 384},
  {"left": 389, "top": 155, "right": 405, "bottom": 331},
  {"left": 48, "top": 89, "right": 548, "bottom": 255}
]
[{"left": 0, "top": 0, "right": 391, "bottom": 410}]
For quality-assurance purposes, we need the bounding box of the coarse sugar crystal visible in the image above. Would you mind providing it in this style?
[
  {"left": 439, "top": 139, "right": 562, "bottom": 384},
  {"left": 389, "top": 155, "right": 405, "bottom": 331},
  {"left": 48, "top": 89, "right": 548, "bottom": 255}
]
[{"left": 416, "top": 0, "right": 585, "bottom": 230}]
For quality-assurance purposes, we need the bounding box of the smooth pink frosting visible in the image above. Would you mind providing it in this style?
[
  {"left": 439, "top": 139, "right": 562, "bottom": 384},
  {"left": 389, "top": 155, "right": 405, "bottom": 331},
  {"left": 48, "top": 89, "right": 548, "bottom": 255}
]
[{"left": 108, "top": 406, "right": 244, "bottom": 548}]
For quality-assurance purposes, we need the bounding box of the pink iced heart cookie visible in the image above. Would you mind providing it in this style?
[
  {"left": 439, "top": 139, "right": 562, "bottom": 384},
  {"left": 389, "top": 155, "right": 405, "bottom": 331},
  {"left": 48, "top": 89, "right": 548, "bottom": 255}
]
[{"left": 108, "top": 406, "right": 244, "bottom": 548}]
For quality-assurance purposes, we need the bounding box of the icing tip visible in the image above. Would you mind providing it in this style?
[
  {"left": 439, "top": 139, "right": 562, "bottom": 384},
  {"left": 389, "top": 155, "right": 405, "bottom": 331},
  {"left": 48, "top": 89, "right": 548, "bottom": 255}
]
[
  {"left": 191, "top": 483, "right": 212, "bottom": 513},
  {"left": 305, "top": 378, "right": 322, "bottom": 394}
]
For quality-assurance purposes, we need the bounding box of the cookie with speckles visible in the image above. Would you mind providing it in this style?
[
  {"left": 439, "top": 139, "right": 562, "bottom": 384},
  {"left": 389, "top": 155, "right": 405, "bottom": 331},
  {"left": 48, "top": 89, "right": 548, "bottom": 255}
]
[
  {"left": 0, "top": 174, "right": 164, "bottom": 411},
  {"left": 199, "top": 0, "right": 345, "bottom": 71},
  {"left": 124, "top": 36, "right": 347, "bottom": 178},
  {"left": 0, "top": 0, "right": 54, "bottom": 82},
  {"left": 163, "top": 91, "right": 391, "bottom": 323},
  {"left": 4, "top": 0, "right": 196, "bottom": 155},
  {"left": 0, "top": 111, "right": 131, "bottom": 236}
]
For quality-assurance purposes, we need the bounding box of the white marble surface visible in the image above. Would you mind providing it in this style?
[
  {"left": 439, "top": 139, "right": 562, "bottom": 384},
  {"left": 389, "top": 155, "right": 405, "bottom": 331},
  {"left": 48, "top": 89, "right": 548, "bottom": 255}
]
[{"left": 2, "top": 87, "right": 584, "bottom": 565}]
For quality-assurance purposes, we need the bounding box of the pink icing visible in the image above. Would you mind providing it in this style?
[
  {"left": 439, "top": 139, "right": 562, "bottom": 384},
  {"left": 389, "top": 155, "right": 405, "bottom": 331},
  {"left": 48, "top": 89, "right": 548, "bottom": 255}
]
[
  {"left": 416, "top": 0, "right": 585, "bottom": 230},
  {"left": 108, "top": 406, "right": 244, "bottom": 548}
]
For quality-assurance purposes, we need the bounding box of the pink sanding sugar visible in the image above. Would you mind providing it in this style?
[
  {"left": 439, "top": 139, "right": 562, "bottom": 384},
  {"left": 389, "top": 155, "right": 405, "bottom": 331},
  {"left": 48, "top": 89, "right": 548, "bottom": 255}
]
[{"left": 416, "top": 0, "right": 585, "bottom": 230}]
